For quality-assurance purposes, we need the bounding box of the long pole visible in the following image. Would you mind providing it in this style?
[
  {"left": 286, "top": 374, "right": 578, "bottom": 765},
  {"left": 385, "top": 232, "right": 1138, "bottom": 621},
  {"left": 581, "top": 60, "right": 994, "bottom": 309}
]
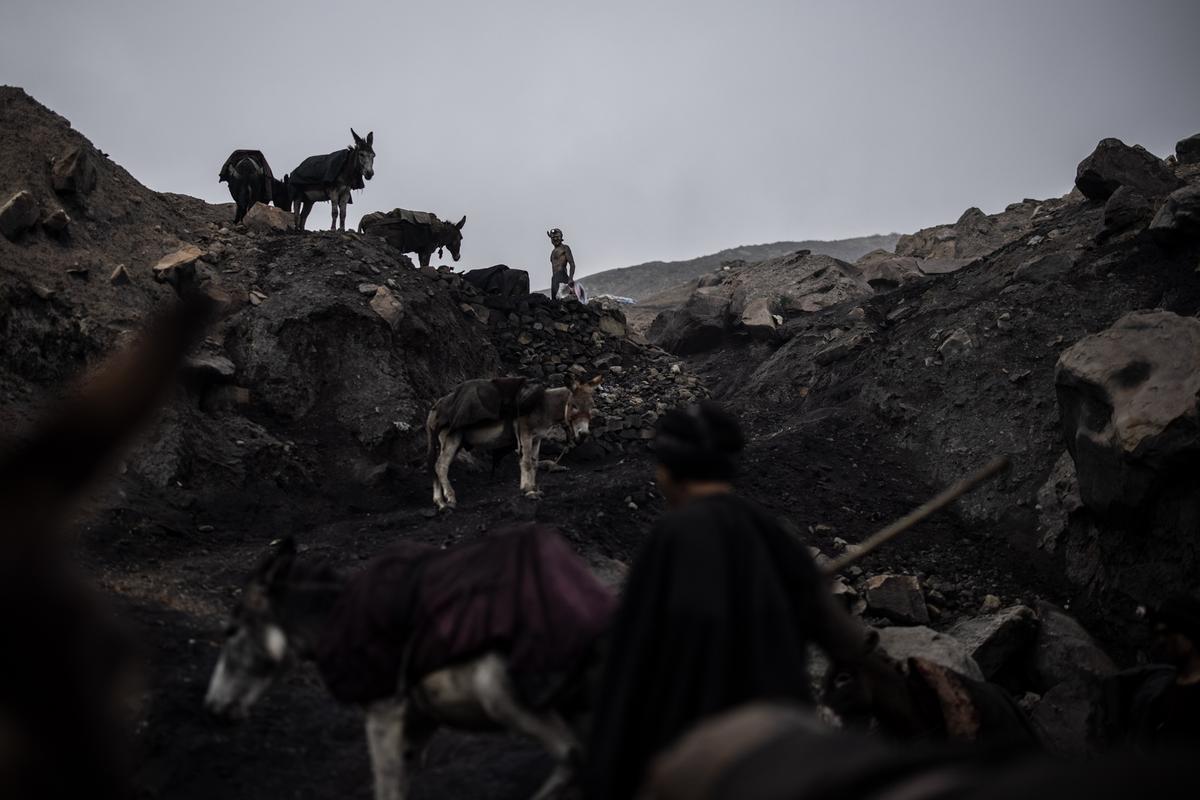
[{"left": 823, "top": 455, "right": 1010, "bottom": 575}]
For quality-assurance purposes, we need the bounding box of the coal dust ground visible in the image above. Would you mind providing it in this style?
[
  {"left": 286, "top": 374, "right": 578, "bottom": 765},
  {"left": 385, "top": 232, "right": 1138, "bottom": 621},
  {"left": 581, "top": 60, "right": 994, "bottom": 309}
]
[{"left": 81, "top": 403, "right": 1057, "bottom": 799}]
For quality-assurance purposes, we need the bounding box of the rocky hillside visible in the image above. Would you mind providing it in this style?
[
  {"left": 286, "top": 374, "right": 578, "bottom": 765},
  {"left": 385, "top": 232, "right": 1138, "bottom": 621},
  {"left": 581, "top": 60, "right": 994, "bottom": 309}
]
[
  {"left": 579, "top": 233, "right": 900, "bottom": 300},
  {"left": 0, "top": 86, "right": 704, "bottom": 529},
  {"left": 687, "top": 133, "right": 1200, "bottom": 626}
]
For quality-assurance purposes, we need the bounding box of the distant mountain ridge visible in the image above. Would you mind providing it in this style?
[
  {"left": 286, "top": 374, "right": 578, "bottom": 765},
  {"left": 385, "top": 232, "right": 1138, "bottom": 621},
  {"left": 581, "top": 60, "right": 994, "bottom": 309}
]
[{"left": 580, "top": 234, "right": 901, "bottom": 300}]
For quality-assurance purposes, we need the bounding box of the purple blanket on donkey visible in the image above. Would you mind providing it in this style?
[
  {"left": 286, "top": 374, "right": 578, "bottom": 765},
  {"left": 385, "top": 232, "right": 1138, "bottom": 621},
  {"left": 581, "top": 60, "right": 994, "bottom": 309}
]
[{"left": 315, "top": 523, "right": 616, "bottom": 706}]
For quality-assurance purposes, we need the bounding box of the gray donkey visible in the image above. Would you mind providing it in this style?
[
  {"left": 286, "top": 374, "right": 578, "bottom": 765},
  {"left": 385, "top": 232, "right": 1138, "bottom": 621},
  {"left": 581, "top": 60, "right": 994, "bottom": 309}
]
[
  {"left": 425, "top": 376, "right": 602, "bottom": 510},
  {"left": 289, "top": 129, "right": 375, "bottom": 231}
]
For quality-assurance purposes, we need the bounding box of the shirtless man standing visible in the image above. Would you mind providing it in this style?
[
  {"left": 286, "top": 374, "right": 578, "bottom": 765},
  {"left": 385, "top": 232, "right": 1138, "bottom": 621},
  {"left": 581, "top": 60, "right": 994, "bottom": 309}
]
[{"left": 548, "top": 228, "right": 577, "bottom": 301}]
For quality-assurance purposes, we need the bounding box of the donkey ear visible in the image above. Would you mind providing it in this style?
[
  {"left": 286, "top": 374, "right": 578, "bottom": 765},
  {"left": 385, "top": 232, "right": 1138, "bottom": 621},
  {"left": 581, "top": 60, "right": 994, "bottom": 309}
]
[
  {"left": 350, "top": 128, "right": 362, "bottom": 144},
  {"left": 456, "top": 215, "right": 466, "bottom": 230},
  {"left": 367, "top": 131, "right": 374, "bottom": 146}
]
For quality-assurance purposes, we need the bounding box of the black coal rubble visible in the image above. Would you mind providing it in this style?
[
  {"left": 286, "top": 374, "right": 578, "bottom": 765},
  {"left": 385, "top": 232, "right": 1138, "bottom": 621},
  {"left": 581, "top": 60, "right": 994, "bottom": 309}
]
[{"left": 455, "top": 280, "right": 708, "bottom": 453}]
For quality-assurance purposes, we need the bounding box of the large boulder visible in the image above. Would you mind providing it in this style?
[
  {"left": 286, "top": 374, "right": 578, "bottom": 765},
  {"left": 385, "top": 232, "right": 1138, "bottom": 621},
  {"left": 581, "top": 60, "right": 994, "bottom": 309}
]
[
  {"left": 1074, "top": 138, "right": 1180, "bottom": 203},
  {"left": 948, "top": 605, "right": 1038, "bottom": 679},
  {"left": 1101, "top": 186, "right": 1154, "bottom": 236},
  {"left": 0, "top": 190, "right": 40, "bottom": 240},
  {"left": 1030, "top": 677, "right": 1101, "bottom": 757},
  {"left": 152, "top": 245, "right": 206, "bottom": 290},
  {"left": 1055, "top": 311, "right": 1200, "bottom": 517},
  {"left": 1148, "top": 184, "right": 1200, "bottom": 242},
  {"left": 856, "top": 254, "right": 923, "bottom": 290},
  {"left": 50, "top": 145, "right": 98, "bottom": 195},
  {"left": 1176, "top": 132, "right": 1200, "bottom": 166},
  {"left": 646, "top": 288, "right": 731, "bottom": 355},
  {"left": 1012, "top": 252, "right": 1076, "bottom": 284},
  {"left": 242, "top": 202, "right": 293, "bottom": 232},
  {"left": 896, "top": 226, "right": 957, "bottom": 259},
  {"left": 863, "top": 574, "right": 930, "bottom": 625},
  {"left": 738, "top": 296, "right": 779, "bottom": 338},
  {"left": 875, "top": 626, "right": 985, "bottom": 682},
  {"left": 1030, "top": 601, "right": 1116, "bottom": 692}
]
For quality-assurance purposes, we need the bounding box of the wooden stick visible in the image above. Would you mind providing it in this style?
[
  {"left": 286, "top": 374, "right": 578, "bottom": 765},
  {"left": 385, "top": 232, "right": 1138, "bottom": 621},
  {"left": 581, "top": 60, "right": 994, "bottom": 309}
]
[{"left": 823, "top": 455, "right": 1011, "bottom": 575}]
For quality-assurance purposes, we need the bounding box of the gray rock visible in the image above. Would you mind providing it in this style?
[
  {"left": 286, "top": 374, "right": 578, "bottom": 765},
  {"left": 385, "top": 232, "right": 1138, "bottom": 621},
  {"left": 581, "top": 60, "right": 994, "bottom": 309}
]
[
  {"left": 1029, "top": 677, "right": 1101, "bottom": 757},
  {"left": 1036, "top": 451, "right": 1082, "bottom": 552},
  {"left": 184, "top": 354, "right": 237, "bottom": 382},
  {"left": 367, "top": 286, "right": 405, "bottom": 331},
  {"left": 1013, "top": 252, "right": 1075, "bottom": 284},
  {"left": 739, "top": 297, "right": 778, "bottom": 338},
  {"left": 937, "top": 328, "right": 973, "bottom": 364},
  {"left": 40, "top": 207, "right": 71, "bottom": 237},
  {"left": 646, "top": 289, "right": 731, "bottom": 355},
  {"left": 875, "top": 625, "right": 985, "bottom": 682},
  {"left": 51, "top": 145, "right": 97, "bottom": 195},
  {"left": 917, "top": 257, "right": 976, "bottom": 275},
  {"left": 1055, "top": 311, "right": 1200, "bottom": 517},
  {"left": 864, "top": 574, "right": 930, "bottom": 625},
  {"left": 814, "top": 331, "right": 869, "bottom": 365},
  {"left": 1031, "top": 601, "right": 1116, "bottom": 692},
  {"left": 1101, "top": 186, "right": 1153, "bottom": 235},
  {"left": 242, "top": 202, "right": 293, "bottom": 232},
  {"left": 1176, "top": 132, "right": 1200, "bottom": 166},
  {"left": 1074, "top": 138, "right": 1180, "bottom": 203},
  {"left": 1148, "top": 184, "right": 1200, "bottom": 242},
  {"left": 857, "top": 255, "right": 923, "bottom": 289},
  {"left": 152, "top": 245, "right": 205, "bottom": 289},
  {"left": 949, "top": 605, "right": 1038, "bottom": 679},
  {"left": 110, "top": 264, "right": 131, "bottom": 285},
  {"left": 0, "top": 190, "right": 40, "bottom": 240}
]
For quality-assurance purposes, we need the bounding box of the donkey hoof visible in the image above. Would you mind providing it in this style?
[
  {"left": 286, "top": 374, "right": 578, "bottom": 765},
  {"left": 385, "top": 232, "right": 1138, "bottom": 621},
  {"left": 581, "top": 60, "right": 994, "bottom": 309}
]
[{"left": 523, "top": 490, "right": 544, "bottom": 500}]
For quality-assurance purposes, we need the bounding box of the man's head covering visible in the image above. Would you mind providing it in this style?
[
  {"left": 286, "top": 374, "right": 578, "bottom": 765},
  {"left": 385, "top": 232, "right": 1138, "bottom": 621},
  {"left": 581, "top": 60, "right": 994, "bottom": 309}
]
[
  {"left": 653, "top": 402, "right": 745, "bottom": 481},
  {"left": 1153, "top": 594, "right": 1200, "bottom": 644},
  {"left": 548, "top": 228, "right": 563, "bottom": 240}
]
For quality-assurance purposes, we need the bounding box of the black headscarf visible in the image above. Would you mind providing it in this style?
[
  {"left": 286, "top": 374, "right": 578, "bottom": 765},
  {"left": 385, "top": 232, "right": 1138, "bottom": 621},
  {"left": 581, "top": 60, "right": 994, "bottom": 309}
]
[{"left": 653, "top": 402, "right": 745, "bottom": 482}]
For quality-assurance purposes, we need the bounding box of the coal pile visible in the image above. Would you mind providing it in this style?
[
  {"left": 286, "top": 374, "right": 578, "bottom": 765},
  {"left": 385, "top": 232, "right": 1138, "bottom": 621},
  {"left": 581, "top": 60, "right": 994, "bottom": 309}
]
[{"left": 443, "top": 272, "right": 710, "bottom": 453}]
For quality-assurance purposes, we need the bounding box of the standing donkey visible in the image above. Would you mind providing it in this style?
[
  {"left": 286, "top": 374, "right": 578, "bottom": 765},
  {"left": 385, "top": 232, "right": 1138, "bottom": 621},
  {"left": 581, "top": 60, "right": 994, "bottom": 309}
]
[
  {"left": 425, "top": 375, "right": 602, "bottom": 510},
  {"left": 289, "top": 129, "right": 375, "bottom": 231},
  {"left": 205, "top": 528, "right": 613, "bottom": 800}
]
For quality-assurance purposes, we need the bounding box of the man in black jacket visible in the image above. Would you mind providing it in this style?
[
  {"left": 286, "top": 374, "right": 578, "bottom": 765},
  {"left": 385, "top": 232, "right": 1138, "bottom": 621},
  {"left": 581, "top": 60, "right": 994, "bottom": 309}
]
[{"left": 586, "top": 403, "right": 872, "bottom": 799}]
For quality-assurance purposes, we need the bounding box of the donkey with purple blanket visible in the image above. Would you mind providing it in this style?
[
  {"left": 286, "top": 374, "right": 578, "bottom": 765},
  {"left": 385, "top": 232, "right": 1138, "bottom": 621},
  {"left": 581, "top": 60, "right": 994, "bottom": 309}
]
[{"left": 205, "top": 524, "right": 615, "bottom": 800}]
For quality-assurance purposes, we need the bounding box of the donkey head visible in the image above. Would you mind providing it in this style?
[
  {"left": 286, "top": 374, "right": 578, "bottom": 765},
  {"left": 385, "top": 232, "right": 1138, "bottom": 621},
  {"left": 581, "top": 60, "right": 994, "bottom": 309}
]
[
  {"left": 350, "top": 128, "right": 375, "bottom": 180},
  {"left": 564, "top": 375, "right": 603, "bottom": 441},
  {"left": 204, "top": 539, "right": 299, "bottom": 720},
  {"left": 443, "top": 215, "right": 467, "bottom": 261}
]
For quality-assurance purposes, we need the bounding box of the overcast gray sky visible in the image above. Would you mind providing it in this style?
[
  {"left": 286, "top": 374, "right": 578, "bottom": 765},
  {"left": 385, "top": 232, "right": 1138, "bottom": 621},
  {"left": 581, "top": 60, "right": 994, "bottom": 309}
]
[{"left": 3, "top": 0, "right": 1198, "bottom": 287}]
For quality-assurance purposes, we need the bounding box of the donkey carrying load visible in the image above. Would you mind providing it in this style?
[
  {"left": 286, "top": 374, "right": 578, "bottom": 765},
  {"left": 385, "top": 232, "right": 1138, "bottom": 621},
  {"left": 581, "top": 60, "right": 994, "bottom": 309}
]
[
  {"left": 218, "top": 149, "right": 290, "bottom": 224},
  {"left": 205, "top": 526, "right": 614, "bottom": 800},
  {"left": 289, "top": 129, "right": 375, "bottom": 231},
  {"left": 425, "top": 375, "right": 601, "bottom": 510},
  {"left": 359, "top": 208, "right": 467, "bottom": 267}
]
